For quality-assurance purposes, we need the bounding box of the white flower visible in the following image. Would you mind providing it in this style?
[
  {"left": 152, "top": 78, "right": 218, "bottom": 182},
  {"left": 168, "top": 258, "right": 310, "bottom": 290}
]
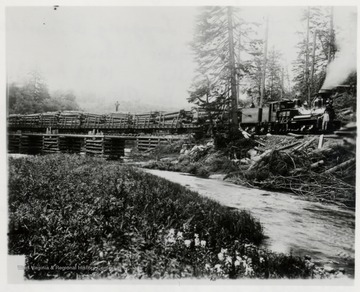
[
  {"left": 194, "top": 237, "right": 200, "bottom": 246},
  {"left": 184, "top": 240, "right": 191, "bottom": 247},
  {"left": 217, "top": 248, "right": 227, "bottom": 261},
  {"left": 245, "top": 266, "right": 254, "bottom": 276},
  {"left": 165, "top": 229, "right": 176, "bottom": 244},
  {"left": 226, "top": 256, "right": 232, "bottom": 264},
  {"left": 194, "top": 233, "right": 199, "bottom": 238},
  {"left": 234, "top": 260, "right": 241, "bottom": 267},
  {"left": 200, "top": 240, "right": 206, "bottom": 247},
  {"left": 176, "top": 231, "right": 183, "bottom": 240},
  {"left": 204, "top": 263, "right": 211, "bottom": 270},
  {"left": 259, "top": 257, "right": 265, "bottom": 263},
  {"left": 236, "top": 256, "right": 242, "bottom": 263},
  {"left": 214, "top": 264, "right": 222, "bottom": 273},
  {"left": 218, "top": 252, "right": 224, "bottom": 261},
  {"left": 166, "top": 237, "right": 176, "bottom": 244}
]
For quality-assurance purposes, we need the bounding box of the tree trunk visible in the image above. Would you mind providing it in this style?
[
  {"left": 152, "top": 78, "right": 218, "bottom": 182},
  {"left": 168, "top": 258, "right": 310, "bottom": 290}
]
[
  {"left": 227, "top": 6, "right": 238, "bottom": 128},
  {"left": 305, "top": 7, "right": 310, "bottom": 103},
  {"left": 260, "top": 16, "right": 269, "bottom": 107},
  {"left": 310, "top": 29, "right": 317, "bottom": 100}
]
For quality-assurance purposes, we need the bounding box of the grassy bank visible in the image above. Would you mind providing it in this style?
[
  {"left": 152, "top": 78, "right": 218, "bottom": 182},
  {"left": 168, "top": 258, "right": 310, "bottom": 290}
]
[{"left": 9, "top": 154, "right": 316, "bottom": 280}]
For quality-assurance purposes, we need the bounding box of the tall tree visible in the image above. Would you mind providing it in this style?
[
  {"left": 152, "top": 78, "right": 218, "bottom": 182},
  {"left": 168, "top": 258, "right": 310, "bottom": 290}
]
[
  {"left": 259, "top": 16, "right": 269, "bottom": 107},
  {"left": 265, "top": 48, "right": 283, "bottom": 101},
  {"left": 292, "top": 7, "right": 337, "bottom": 101},
  {"left": 188, "top": 6, "right": 257, "bottom": 131},
  {"left": 7, "top": 71, "right": 80, "bottom": 114}
]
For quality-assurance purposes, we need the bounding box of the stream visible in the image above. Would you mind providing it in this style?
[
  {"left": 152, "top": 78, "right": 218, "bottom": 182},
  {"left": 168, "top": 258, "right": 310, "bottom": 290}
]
[{"left": 142, "top": 168, "right": 355, "bottom": 277}]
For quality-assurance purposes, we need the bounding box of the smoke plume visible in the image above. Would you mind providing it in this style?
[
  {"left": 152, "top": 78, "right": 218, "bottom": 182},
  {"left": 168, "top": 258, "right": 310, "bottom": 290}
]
[{"left": 321, "top": 10, "right": 357, "bottom": 90}]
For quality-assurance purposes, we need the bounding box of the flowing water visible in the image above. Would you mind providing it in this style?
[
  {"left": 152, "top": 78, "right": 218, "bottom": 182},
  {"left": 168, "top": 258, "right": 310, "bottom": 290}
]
[{"left": 142, "top": 169, "right": 355, "bottom": 277}]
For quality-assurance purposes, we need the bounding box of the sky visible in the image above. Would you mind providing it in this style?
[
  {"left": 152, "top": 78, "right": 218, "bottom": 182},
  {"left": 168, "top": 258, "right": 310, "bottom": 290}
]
[{"left": 5, "top": 5, "right": 357, "bottom": 112}]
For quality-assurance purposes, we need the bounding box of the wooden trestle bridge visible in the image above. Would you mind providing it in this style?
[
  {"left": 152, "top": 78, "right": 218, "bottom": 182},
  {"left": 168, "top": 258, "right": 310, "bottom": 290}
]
[{"left": 8, "top": 132, "right": 187, "bottom": 159}]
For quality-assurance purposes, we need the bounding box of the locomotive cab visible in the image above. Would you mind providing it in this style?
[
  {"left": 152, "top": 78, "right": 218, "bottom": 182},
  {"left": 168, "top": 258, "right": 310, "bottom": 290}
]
[{"left": 268, "top": 100, "right": 301, "bottom": 132}]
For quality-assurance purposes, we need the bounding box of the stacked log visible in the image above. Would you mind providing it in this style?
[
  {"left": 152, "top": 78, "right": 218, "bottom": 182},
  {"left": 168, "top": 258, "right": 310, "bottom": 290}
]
[
  {"left": 8, "top": 115, "right": 22, "bottom": 128},
  {"left": 85, "top": 136, "right": 104, "bottom": 155},
  {"left": 40, "top": 112, "right": 60, "bottom": 128},
  {"left": 136, "top": 135, "right": 181, "bottom": 151},
  {"left": 58, "top": 111, "right": 82, "bottom": 128},
  {"left": 156, "top": 111, "right": 180, "bottom": 128},
  {"left": 105, "top": 112, "right": 132, "bottom": 128},
  {"left": 133, "top": 112, "right": 157, "bottom": 129},
  {"left": 42, "top": 135, "right": 60, "bottom": 154},
  {"left": 82, "top": 113, "right": 106, "bottom": 128},
  {"left": 21, "top": 114, "right": 41, "bottom": 128},
  {"left": 8, "top": 134, "right": 21, "bottom": 153}
]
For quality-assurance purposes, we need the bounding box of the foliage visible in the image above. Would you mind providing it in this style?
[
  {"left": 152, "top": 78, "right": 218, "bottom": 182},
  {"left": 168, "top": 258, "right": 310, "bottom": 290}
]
[
  {"left": 8, "top": 155, "right": 318, "bottom": 279},
  {"left": 292, "top": 7, "right": 336, "bottom": 99},
  {"left": 7, "top": 71, "right": 79, "bottom": 114},
  {"left": 8, "top": 155, "right": 272, "bottom": 279},
  {"left": 188, "top": 7, "right": 263, "bottom": 130}
]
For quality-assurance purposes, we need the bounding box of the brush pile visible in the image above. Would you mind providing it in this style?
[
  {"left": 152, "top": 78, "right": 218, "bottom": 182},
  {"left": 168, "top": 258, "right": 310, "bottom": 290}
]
[{"left": 227, "top": 132, "right": 356, "bottom": 209}]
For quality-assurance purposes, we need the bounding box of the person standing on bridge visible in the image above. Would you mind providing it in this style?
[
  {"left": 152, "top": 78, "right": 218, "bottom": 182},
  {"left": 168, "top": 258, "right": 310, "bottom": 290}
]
[{"left": 115, "top": 101, "right": 120, "bottom": 112}]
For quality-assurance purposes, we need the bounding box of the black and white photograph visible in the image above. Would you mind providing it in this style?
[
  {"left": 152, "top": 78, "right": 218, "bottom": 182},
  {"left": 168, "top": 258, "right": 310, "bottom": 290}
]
[{"left": 2, "top": 0, "right": 358, "bottom": 287}]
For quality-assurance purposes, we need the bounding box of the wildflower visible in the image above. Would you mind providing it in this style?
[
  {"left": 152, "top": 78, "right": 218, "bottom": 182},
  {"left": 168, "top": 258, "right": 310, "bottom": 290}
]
[
  {"left": 225, "top": 256, "right": 232, "bottom": 265},
  {"left": 176, "top": 231, "right": 183, "bottom": 240},
  {"left": 221, "top": 248, "right": 228, "bottom": 254},
  {"left": 234, "top": 256, "right": 242, "bottom": 267},
  {"left": 194, "top": 233, "right": 199, "bottom": 238},
  {"left": 218, "top": 252, "right": 224, "bottom": 261},
  {"left": 165, "top": 229, "right": 176, "bottom": 244},
  {"left": 259, "top": 257, "right": 265, "bottom": 263},
  {"left": 245, "top": 265, "right": 254, "bottom": 276},
  {"left": 217, "top": 248, "right": 227, "bottom": 261},
  {"left": 184, "top": 240, "right": 191, "bottom": 247},
  {"left": 200, "top": 240, "right": 206, "bottom": 247},
  {"left": 214, "top": 264, "right": 222, "bottom": 273},
  {"left": 204, "top": 263, "right": 211, "bottom": 271},
  {"left": 194, "top": 237, "right": 200, "bottom": 247}
]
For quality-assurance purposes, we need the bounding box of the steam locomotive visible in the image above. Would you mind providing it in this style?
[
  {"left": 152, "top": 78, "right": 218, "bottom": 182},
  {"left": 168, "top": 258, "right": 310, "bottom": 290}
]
[
  {"left": 238, "top": 89, "right": 341, "bottom": 134},
  {"left": 7, "top": 89, "right": 341, "bottom": 135}
]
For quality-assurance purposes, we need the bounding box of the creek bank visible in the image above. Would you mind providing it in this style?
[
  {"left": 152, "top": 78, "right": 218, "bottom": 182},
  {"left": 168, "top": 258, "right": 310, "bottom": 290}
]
[
  {"left": 142, "top": 168, "right": 355, "bottom": 278},
  {"left": 140, "top": 133, "right": 356, "bottom": 209}
]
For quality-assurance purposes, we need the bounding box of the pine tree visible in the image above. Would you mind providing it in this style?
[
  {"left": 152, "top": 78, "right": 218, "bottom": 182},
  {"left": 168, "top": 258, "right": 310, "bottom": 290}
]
[
  {"left": 292, "top": 7, "right": 336, "bottom": 101},
  {"left": 188, "top": 6, "right": 257, "bottom": 131},
  {"left": 266, "top": 48, "right": 283, "bottom": 101}
]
